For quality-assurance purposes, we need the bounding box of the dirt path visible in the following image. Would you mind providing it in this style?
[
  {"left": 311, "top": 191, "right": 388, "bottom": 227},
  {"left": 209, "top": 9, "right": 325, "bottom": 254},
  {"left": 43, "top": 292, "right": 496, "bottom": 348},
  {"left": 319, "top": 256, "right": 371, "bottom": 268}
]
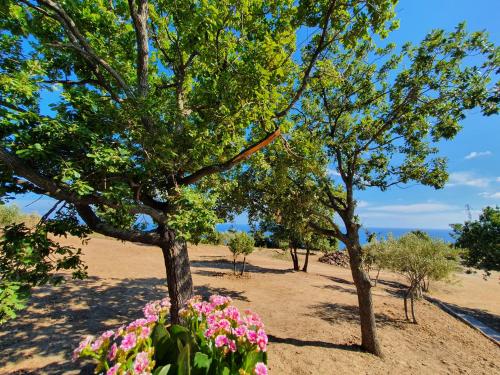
[{"left": 0, "top": 238, "right": 499, "bottom": 374}]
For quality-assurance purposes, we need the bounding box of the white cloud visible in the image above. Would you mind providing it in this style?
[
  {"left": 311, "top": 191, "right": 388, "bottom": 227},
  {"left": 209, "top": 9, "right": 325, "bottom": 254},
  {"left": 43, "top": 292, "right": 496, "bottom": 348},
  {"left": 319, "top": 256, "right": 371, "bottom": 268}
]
[
  {"left": 479, "top": 192, "right": 500, "bottom": 199},
  {"left": 327, "top": 168, "right": 341, "bottom": 177},
  {"left": 497, "top": 177, "right": 500, "bottom": 183},
  {"left": 356, "top": 200, "right": 370, "bottom": 208},
  {"left": 464, "top": 151, "right": 492, "bottom": 160},
  {"left": 357, "top": 202, "right": 480, "bottom": 229},
  {"left": 447, "top": 172, "right": 490, "bottom": 188},
  {"left": 363, "top": 202, "right": 457, "bottom": 214}
]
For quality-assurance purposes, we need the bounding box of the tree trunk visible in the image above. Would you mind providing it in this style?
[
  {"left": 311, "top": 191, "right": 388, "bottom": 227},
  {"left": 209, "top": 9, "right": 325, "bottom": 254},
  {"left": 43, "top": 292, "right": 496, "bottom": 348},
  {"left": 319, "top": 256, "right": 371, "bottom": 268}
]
[
  {"left": 347, "top": 241, "right": 383, "bottom": 357},
  {"left": 240, "top": 256, "right": 246, "bottom": 275},
  {"left": 290, "top": 247, "right": 299, "bottom": 271},
  {"left": 233, "top": 258, "right": 237, "bottom": 274},
  {"left": 160, "top": 236, "right": 194, "bottom": 324},
  {"left": 302, "top": 247, "right": 310, "bottom": 272}
]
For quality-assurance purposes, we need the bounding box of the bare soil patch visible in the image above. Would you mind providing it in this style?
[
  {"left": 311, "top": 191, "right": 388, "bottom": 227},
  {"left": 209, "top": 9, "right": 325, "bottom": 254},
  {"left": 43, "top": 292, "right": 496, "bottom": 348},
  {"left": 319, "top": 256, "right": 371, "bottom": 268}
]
[{"left": 0, "top": 237, "right": 499, "bottom": 374}]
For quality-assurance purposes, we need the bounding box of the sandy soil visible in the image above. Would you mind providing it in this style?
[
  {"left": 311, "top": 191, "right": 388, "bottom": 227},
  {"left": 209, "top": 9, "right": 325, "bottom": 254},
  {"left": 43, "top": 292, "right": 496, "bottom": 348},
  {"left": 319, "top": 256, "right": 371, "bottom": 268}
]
[{"left": 0, "top": 237, "right": 499, "bottom": 375}]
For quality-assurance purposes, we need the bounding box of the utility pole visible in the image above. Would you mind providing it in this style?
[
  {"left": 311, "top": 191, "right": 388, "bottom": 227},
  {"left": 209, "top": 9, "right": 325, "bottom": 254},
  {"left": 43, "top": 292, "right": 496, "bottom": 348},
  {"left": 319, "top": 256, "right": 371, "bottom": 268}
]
[{"left": 465, "top": 204, "right": 472, "bottom": 221}]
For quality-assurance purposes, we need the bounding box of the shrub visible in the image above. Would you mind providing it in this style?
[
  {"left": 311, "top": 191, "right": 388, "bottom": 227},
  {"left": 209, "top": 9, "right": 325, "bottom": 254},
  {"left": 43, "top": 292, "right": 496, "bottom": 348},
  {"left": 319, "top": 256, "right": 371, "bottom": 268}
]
[
  {"left": 74, "top": 295, "right": 268, "bottom": 375},
  {"left": 228, "top": 232, "right": 255, "bottom": 275},
  {"left": 0, "top": 204, "right": 39, "bottom": 228}
]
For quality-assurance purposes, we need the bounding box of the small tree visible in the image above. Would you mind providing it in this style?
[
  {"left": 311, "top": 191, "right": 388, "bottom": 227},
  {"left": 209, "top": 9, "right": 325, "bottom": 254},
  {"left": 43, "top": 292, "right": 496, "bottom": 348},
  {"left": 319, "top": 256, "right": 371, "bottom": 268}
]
[
  {"left": 381, "top": 233, "right": 460, "bottom": 323},
  {"left": 451, "top": 206, "right": 500, "bottom": 274},
  {"left": 228, "top": 232, "right": 254, "bottom": 275}
]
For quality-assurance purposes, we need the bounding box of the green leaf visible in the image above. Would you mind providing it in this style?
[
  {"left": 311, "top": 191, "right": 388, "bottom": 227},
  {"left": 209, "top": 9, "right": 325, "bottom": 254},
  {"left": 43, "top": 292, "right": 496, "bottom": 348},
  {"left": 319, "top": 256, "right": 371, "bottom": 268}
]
[
  {"left": 153, "top": 365, "right": 172, "bottom": 375},
  {"left": 192, "top": 352, "right": 211, "bottom": 374},
  {"left": 176, "top": 340, "right": 191, "bottom": 375}
]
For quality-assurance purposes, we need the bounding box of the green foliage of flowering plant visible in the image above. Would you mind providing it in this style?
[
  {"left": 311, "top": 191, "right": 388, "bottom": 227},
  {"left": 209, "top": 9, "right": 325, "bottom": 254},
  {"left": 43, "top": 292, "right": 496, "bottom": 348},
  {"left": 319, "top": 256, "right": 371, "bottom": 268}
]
[{"left": 75, "top": 295, "right": 268, "bottom": 375}]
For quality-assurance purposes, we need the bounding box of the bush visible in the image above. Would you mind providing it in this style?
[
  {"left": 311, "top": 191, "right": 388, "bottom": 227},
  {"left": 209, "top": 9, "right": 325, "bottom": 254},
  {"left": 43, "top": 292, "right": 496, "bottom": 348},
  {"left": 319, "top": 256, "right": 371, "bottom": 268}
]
[
  {"left": 451, "top": 206, "right": 500, "bottom": 273},
  {"left": 0, "top": 204, "right": 39, "bottom": 228},
  {"left": 74, "top": 295, "right": 268, "bottom": 375},
  {"left": 228, "top": 232, "right": 255, "bottom": 275}
]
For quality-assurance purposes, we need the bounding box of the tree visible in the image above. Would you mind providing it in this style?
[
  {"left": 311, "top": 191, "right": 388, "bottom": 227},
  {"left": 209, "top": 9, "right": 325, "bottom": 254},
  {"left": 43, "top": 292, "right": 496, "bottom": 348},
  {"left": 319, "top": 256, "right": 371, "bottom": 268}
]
[
  {"left": 299, "top": 25, "right": 498, "bottom": 355},
  {"left": 452, "top": 206, "right": 500, "bottom": 273},
  {"left": 378, "top": 233, "right": 460, "bottom": 323},
  {"left": 230, "top": 126, "right": 335, "bottom": 272},
  {"left": 227, "top": 231, "right": 254, "bottom": 275},
  {"left": 0, "top": 0, "right": 398, "bottom": 321}
]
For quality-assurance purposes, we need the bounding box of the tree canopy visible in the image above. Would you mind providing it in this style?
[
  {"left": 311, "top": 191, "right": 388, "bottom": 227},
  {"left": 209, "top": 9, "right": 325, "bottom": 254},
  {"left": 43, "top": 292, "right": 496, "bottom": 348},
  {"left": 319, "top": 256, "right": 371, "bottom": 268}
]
[{"left": 452, "top": 206, "right": 500, "bottom": 272}]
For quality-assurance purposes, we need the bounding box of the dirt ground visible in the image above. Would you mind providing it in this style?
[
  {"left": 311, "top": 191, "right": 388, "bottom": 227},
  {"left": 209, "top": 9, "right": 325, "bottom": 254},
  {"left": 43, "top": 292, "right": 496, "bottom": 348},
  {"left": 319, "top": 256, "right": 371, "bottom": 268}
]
[{"left": 0, "top": 237, "right": 499, "bottom": 375}]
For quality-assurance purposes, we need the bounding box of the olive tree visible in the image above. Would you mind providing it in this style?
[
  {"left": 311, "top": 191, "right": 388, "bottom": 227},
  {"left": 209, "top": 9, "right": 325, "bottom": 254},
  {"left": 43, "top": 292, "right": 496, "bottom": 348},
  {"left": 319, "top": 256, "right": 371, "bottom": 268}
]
[{"left": 380, "top": 233, "right": 461, "bottom": 323}]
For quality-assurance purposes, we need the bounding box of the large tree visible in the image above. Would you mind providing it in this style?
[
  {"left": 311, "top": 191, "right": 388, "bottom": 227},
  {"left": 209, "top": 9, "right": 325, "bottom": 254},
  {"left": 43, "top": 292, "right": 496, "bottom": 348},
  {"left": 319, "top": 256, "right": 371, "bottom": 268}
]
[
  {"left": 0, "top": 0, "right": 398, "bottom": 321},
  {"left": 298, "top": 25, "right": 498, "bottom": 355}
]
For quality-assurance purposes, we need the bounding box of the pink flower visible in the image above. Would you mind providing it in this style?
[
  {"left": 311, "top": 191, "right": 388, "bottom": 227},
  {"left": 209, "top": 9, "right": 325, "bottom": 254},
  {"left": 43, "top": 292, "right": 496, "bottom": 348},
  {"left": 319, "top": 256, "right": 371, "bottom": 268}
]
[
  {"left": 108, "top": 343, "right": 118, "bottom": 361},
  {"left": 101, "top": 330, "right": 115, "bottom": 340},
  {"left": 223, "top": 306, "right": 240, "bottom": 321},
  {"left": 140, "top": 325, "right": 151, "bottom": 338},
  {"left": 246, "top": 330, "right": 258, "bottom": 344},
  {"left": 254, "top": 362, "right": 268, "bottom": 375},
  {"left": 107, "top": 363, "right": 120, "bottom": 375},
  {"left": 215, "top": 334, "right": 228, "bottom": 348},
  {"left": 232, "top": 325, "right": 247, "bottom": 337},
  {"left": 72, "top": 335, "right": 93, "bottom": 361},
  {"left": 91, "top": 337, "right": 104, "bottom": 351},
  {"left": 217, "top": 319, "right": 231, "bottom": 332},
  {"left": 133, "top": 351, "right": 150, "bottom": 374},
  {"left": 209, "top": 295, "right": 231, "bottom": 307},
  {"left": 204, "top": 328, "right": 216, "bottom": 338},
  {"left": 127, "top": 318, "right": 148, "bottom": 331},
  {"left": 120, "top": 332, "right": 137, "bottom": 351},
  {"left": 256, "top": 329, "right": 268, "bottom": 352},
  {"left": 228, "top": 339, "right": 237, "bottom": 352}
]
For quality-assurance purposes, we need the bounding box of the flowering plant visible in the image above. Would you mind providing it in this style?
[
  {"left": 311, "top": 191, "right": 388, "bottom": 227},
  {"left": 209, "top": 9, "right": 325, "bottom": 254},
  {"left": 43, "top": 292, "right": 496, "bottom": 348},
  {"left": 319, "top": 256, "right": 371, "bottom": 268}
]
[{"left": 74, "top": 295, "right": 268, "bottom": 375}]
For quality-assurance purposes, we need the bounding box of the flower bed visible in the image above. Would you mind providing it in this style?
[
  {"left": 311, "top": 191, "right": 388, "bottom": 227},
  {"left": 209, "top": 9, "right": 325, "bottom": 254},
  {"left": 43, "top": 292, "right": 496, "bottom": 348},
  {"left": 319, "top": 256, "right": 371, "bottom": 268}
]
[{"left": 74, "top": 295, "right": 268, "bottom": 375}]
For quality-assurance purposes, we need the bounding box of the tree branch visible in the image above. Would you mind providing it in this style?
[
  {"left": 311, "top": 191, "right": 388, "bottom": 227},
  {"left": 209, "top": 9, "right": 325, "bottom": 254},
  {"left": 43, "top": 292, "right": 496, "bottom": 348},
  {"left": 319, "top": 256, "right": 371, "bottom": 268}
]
[
  {"left": 23, "top": 0, "right": 132, "bottom": 96},
  {"left": 76, "top": 204, "right": 163, "bottom": 246},
  {"left": 0, "top": 148, "right": 165, "bottom": 222},
  {"left": 128, "top": 0, "right": 149, "bottom": 97},
  {"left": 178, "top": 127, "right": 282, "bottom": 185},
  {"left": 274, "top": 0, "right": 337, "bottom": 118}
]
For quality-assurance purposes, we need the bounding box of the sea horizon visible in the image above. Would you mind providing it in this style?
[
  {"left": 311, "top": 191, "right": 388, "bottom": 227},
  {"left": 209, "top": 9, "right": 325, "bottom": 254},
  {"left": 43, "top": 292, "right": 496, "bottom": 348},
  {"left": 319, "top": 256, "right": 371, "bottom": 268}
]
[{"left": 215, "top": 223, "right": 454, "bottom": 245}]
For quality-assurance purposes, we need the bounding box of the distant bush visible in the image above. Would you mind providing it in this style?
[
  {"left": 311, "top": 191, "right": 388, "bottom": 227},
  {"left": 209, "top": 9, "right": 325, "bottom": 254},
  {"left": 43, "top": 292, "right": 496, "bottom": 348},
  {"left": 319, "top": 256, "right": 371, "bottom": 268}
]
[
  {"left": 228, "top": 232, "right": 255, "bottom": 275},
  {"left": 451, "top": 206, "right": 500, "bottom": 274},
  {"left": 0, "top": 204, "right": 39, "bottom": 228}
]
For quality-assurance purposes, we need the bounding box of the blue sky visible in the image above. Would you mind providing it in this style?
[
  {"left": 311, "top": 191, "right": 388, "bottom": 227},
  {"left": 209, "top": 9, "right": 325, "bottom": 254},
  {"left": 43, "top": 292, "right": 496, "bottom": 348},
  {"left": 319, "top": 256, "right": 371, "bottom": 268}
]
[{"left": 9, "top": 0, "right": 500, "bottom": 230}]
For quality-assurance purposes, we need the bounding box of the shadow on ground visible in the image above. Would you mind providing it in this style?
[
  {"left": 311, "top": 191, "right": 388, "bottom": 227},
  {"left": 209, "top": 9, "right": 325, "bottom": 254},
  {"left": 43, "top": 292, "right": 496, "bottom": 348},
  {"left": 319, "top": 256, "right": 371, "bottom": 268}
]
[
  {"left": 267, "top": 334, "right": 362, "bottom": 352},
  {"left": 0, "top": 276, "right": 247, "bottom": 374},
  {"left": 191, "top": 258, "right": 291, "bottom": 274},
  {"left": 309, "top": 302, "right": 405, "bottom": 328}
]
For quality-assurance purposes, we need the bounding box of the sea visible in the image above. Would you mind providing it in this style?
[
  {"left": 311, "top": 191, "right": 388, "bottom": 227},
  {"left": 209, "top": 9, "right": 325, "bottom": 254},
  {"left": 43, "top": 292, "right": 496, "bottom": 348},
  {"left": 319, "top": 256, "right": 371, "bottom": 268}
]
[{"left": 215, "top": 223, "right": 454, "bottom": 245}]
